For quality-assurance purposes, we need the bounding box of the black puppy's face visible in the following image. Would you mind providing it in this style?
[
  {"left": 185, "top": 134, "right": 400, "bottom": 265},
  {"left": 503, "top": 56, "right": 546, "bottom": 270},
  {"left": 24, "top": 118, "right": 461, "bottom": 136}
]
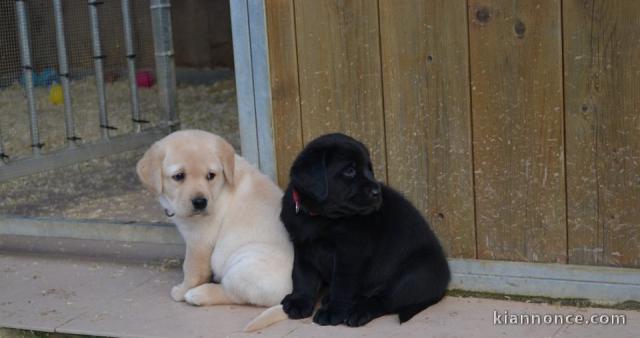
[{"left": 291, "top": 134, "right": 382, "bottom": 218}]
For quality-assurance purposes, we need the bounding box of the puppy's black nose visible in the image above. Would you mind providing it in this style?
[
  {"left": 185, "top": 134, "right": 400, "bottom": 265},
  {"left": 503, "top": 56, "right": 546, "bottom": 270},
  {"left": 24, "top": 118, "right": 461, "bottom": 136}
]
[
  {"left": 369, "top": 187, "right": 380, "bottom": 198},
  {"left": 192, "top": 197, "right": 207, "bottom": 210}
]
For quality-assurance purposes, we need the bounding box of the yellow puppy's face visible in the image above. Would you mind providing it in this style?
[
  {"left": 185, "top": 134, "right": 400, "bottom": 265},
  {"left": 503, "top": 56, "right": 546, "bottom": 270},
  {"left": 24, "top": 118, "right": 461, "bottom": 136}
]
[{"left": 137, "top": 130, "right": 235, "bottom": 218}]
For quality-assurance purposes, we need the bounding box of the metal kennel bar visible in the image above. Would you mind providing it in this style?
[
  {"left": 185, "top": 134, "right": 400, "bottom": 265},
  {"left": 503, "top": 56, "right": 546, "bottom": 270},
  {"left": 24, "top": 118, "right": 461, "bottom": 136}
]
[
  {"left": 88, "top": 0, "right": 112, "bottom": 139},
  {"left": 0, "top": 0, "right": 177, "bottom": 181},
  {"left": 53, "top": 0, "right": 79, "bottom": 145},
  {"left": 0, "top": 128, "right": 166, "bottom": 181},
  {"left": 15, "top": 0, "right": 42, "bottom": 156},
  {"left": 150, "top": 0, "right": 179, "bottom": 129},
  {"left": 121, "top": 0, "right": 144, "bottom": 133},
  {"left": 0, "top": 124, "right": 6, "bottom": 165}
]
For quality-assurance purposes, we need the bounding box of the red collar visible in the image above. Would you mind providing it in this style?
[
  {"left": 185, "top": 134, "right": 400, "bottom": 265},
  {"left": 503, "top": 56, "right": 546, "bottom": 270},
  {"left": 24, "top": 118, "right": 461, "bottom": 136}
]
[{"left": 292, "top": 189, "right": 317, "bottom": 216}]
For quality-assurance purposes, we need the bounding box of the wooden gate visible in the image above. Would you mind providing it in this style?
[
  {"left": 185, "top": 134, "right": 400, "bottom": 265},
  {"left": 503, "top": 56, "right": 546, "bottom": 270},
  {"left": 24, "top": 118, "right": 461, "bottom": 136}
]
[{"left": 265, "top": 0, "right": 640, "bottom": 268}]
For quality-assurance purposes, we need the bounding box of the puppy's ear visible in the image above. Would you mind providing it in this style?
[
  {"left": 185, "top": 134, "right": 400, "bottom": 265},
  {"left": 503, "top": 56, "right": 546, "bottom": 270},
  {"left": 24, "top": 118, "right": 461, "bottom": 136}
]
[
  {"left": 137, "top": 142, "right": 165, "bottom": 195},
  {"left": 291, "top": 150, "right": 328, "bottom": 201},
  {"left": 217, "top": 139, "right": 235, "bottom": 185}
]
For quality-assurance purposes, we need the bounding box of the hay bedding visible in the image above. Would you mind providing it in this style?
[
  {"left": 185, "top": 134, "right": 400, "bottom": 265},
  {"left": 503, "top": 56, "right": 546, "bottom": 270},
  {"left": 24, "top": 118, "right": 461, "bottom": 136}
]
[
  {"left": 0, "top": 77, "right": 239, "bottom": 222},
  {"left": 0, "top": 76, "right": 239, "bottom": 157}
]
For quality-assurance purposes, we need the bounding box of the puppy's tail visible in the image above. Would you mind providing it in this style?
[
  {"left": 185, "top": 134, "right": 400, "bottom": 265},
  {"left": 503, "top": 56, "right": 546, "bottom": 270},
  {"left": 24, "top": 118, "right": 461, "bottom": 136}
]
[{"left": 243, "top": 304, "right": 288, "bottom": 332}]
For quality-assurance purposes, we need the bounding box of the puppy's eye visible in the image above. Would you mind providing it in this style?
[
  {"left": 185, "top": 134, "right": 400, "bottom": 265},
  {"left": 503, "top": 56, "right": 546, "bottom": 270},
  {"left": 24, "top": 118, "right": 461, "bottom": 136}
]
[
  {"left": 206, "top": 172, "right": 216, "bottom": 181},
  {"left": 342, "top": 166, "right": 356, "bottom": 178},
  {"left": 172, "top": 173, "right": 185, "bottom": 182}
]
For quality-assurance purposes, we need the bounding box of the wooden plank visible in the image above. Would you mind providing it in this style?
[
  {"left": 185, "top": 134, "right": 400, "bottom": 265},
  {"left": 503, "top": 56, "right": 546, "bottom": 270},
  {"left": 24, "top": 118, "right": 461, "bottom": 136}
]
[
  {"left": 564, "top": 0, "right": 640, "bottom": 268},
  {"left": 468, "top": 0, "right": 566, "bottom": 262},
  {"left": 379, "top": 0, "right": 475, "bottom": 258},
  {"left": 266, "top": 0, "right": 303, "bottom": 187},
  {"left": 293, "top": 0, "right": 387, "bottom": 180},
  {"left": 172, "top": 0, "right": 234, "bottom": 69}
]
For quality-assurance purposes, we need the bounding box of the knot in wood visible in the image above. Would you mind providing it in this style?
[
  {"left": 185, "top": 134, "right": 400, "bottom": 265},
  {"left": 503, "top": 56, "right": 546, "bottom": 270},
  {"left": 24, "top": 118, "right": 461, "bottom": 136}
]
[{"left": 476, "top": 7, "right": 491, "bottom": 23}]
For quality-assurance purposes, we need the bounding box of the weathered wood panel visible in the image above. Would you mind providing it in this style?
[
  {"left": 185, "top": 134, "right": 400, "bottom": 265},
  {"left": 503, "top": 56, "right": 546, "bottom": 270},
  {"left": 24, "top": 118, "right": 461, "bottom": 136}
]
[
  {"left": 379, "top": 0, "right": 475, "bottom": 258},
  {"left": 293, "top": 0, "right": 387, "bottom": 180},
  {"left": 266, "top": 0, "right": 304, "bottom": 187},
  {"left": 564, "top": 0, "right": 640, "bottom": 267},
  {"left": 173, "top": 0, "right": 234, "bottom": 69},
  {"left": 468, "top": 0, "right": 566, "bottom": 262},
  {"left": 267, "top": 0, "right": 640, "bottom": 268}
]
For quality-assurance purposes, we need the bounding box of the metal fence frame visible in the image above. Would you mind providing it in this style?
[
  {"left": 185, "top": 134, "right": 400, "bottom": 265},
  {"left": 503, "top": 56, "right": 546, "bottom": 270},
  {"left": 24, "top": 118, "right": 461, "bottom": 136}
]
[{"left": 230, "top": 0, "right": 276, "bottom": 181}]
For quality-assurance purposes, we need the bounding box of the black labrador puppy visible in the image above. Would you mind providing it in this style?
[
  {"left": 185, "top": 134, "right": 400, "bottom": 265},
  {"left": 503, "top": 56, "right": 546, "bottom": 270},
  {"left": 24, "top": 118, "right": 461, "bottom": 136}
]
[{"left": 280, "top": 133, "right": 450, "bottom": 327}]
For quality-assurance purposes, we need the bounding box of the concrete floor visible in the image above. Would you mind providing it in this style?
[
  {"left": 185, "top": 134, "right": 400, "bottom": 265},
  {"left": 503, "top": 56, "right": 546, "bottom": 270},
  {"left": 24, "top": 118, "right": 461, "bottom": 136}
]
[{"left": 0, "top": 250, "right": 637, "bottom": 338}]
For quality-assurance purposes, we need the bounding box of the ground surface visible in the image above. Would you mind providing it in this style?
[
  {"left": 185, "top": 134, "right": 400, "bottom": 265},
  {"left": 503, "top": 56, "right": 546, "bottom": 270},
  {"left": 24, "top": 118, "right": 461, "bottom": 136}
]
[
  {"left": 0, "top": 250, "right": 637, "bottom": 338},
  {"left": 0, "top": 76, "right": 238, "bottom": 222}
]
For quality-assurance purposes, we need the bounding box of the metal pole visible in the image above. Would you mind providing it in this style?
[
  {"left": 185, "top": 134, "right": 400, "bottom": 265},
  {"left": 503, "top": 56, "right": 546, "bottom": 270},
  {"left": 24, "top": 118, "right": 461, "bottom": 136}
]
[
  {"left": 15, "top": 0, "right": 43, "bottom": 155},
  {"left": 0, "top": 124, "right": 7, "bottom": 165},
  {"left": 88, "top": 0, "right": 114, "bottom": 139},
  {"left": 121, "top": 0, "right": 145, "bottom": 133},
  {"left": 53, "top": 0, "right": 79, "bottom": 145},
  {"left": 150, "top": 0, "right": 179, "bottom": 130}
]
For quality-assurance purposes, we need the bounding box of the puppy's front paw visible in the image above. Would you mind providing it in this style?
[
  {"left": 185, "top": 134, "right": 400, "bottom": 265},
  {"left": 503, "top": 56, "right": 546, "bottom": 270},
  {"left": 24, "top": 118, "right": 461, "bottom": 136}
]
[
  {"left": 183, "top": 283, "right": 229, "bottom": 306},
  {"left": 281, "top": 293, "right": 315, "bottom": 319},
  {"left": 184, "top": 288, "right": 205, "bottom": 306},
  {"left": 346, "top": 306, "right": 375, "bottom": 327},
  {"left": 313, "top": 302, "right": 351, "bottom": 326},
  {"left": 170, "top": 284, "right": 189, "bottom": 302}
]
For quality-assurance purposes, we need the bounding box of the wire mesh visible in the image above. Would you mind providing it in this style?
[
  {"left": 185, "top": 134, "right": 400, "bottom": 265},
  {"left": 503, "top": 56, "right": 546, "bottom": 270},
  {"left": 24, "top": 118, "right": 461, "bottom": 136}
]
[
  {"left": 0, "top": 1, "right": 22, "bottom": 87},
  {"left": 0, "top": 0, "right": 157, "bottom": 158},
  {"left": 0, "top": 0, "right": 155, "bottom": 87}
]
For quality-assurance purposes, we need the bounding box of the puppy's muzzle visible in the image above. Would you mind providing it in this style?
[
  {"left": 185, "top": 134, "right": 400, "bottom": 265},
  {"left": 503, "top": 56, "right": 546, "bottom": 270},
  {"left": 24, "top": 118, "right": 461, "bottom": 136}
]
[
  {"left": 367, "top": 184, "right": 383, "bottom": 209},
  {"left": 368, "top": 186, "right": 380, "bottom": 199},
  {"left": 192, "top": 197, "right": 208, "bottom": 211}
]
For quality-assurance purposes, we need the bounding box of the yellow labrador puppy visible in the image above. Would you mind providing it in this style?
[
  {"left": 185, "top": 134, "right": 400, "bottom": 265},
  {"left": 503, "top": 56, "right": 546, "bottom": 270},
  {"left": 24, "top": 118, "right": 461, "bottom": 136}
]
[{"left": 137, "top": 130, "right": 292, "bottom": 331}]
